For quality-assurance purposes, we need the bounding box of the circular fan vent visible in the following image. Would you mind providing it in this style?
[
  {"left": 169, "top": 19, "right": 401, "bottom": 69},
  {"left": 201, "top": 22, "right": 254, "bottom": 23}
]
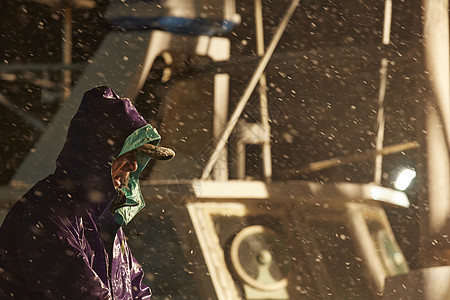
[{"left": 230, "top": 225, "right": 291, "bottom": 291}]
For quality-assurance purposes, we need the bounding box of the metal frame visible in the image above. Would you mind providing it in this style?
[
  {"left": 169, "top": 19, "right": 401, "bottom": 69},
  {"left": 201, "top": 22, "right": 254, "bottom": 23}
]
[{"left": 201, "top": 0, "right": 300, "bottom": 180}]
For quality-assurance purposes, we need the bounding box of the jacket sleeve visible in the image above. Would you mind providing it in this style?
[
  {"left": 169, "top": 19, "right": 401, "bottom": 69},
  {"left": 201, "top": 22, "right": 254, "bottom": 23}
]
[{"left": 16, "top": 213, "right": 112, "bottom": 300}]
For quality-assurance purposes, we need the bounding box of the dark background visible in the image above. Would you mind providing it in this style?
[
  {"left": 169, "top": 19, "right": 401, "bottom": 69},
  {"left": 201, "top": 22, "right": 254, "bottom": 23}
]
[{"left": 0, "top": 0, "right": 428, "bottom": 270}]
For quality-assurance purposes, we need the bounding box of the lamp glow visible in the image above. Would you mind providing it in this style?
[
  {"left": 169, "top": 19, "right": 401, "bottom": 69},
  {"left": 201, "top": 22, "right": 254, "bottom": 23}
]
[{"left": 394, "top": 169, "right": 416, "bottom": 191}]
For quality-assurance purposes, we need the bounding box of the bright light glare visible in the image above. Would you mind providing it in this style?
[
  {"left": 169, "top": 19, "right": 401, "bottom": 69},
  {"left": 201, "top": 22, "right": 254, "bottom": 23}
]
[{"left": 394, "top": 169, "right": 416, "bottom": 191}]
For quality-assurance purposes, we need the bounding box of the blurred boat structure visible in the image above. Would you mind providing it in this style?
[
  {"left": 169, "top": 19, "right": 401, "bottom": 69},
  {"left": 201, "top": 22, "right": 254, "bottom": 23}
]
[{"left": 1, "top": 0, "right": 450, "bottom": 299}]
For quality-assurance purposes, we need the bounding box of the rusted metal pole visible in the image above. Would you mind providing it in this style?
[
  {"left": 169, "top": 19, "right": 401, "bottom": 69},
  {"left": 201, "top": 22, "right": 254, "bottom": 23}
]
[{"left": 62, "top": 5, "right": 73, "bottom": 100}]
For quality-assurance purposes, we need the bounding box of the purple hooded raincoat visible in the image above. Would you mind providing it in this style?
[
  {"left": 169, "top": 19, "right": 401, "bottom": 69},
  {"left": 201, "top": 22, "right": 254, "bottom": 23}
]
[{"left": 0, "top": 86, "right": 157, "bottom": 299}]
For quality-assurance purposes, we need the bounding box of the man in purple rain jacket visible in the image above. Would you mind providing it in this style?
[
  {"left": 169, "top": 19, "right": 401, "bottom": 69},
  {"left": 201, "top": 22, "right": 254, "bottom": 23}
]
[{"left": 0, "top": 86, "right": 174, "bottom": 299}]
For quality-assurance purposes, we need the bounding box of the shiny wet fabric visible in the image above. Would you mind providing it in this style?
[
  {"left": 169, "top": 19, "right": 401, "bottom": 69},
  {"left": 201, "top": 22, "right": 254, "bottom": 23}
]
[{"left": 0, "top": 86, "right": 156, "bottom": 299}]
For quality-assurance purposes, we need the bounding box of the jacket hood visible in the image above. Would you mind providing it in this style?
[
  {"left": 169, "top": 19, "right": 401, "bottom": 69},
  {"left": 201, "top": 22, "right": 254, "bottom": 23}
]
[{"left": 55, "top": 86, "right": 160, "bottom": 225}]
